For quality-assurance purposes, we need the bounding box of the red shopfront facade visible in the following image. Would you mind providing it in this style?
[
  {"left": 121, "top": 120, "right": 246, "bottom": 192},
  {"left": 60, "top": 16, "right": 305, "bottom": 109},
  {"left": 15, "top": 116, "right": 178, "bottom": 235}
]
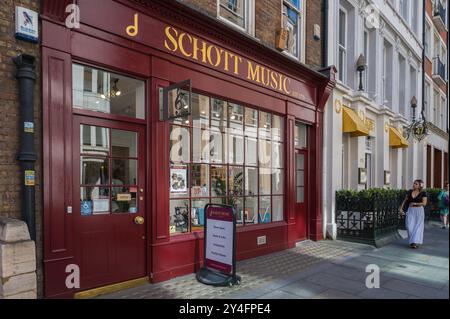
[{"left": 41, "top": 0, "right": 335, "bottom": 298}]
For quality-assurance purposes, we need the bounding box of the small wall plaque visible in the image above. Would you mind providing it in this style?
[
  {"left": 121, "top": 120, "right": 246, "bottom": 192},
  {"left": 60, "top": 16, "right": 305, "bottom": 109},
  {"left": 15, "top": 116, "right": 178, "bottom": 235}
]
[
  {"left": 15, "top": 7, "right": 39, "bottom": 43},
  {"left": 384, "top": 171, "right": 391, "bottom": 185},
  {"left": 358, "top": 168, "right": 367, "bottom": 185}
]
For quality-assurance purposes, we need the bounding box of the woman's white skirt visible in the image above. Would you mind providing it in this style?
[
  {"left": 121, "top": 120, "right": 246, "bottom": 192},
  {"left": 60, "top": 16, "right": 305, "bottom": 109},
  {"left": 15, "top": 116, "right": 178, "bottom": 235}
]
[{"left": 406, "top": 207, "right": 425, "bottom": 245}]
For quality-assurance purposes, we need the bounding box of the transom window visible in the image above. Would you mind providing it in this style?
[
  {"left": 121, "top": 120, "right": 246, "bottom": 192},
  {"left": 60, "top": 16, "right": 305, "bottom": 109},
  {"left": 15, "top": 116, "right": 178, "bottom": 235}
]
[
  {"left": 169, "top": 93, "right": 285, "bottom": 235},
  {"left": 72, "top": 64, "right": 145, "bottom": 119}
]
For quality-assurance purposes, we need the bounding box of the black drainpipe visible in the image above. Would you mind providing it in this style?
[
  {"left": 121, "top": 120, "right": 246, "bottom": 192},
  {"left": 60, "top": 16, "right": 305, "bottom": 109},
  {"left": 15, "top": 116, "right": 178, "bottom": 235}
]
[
  {"left": 322, "top": 0, "right": 329, "bottom": 68},
  {"left": 13, "top": 54, "right": 37, "bottom": 241}
]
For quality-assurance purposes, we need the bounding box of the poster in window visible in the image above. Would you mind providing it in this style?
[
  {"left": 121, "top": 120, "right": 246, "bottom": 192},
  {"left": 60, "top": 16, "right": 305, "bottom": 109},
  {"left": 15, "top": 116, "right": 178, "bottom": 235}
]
[
  {"left": 170, "top": 165, "right": 188, "bottom": 194},
  {"left": 173, "top": 206, "right": 189, "bottom": 233}
]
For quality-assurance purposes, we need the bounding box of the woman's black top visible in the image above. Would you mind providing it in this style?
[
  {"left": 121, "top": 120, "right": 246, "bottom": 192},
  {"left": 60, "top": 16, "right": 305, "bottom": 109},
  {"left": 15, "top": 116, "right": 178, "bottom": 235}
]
[{"left": 403, "top": 190, "right": 428, "bottom": 211}]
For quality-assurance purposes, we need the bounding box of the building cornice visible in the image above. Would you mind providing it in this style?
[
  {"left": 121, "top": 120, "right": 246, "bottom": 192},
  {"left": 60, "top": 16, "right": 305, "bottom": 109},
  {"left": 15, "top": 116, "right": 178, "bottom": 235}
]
[{"left": 429, "top": 123, "right": 450, "bottom": 141}]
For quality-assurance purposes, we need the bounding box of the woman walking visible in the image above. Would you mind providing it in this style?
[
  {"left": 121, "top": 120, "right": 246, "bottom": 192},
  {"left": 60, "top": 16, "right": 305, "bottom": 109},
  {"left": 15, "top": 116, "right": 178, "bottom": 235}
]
[
  {"left": 400, "top": 180, "right": 428, "bottom": 249},
  {"left": 437, "top": 182, "right": 449, "bottom": 229}
]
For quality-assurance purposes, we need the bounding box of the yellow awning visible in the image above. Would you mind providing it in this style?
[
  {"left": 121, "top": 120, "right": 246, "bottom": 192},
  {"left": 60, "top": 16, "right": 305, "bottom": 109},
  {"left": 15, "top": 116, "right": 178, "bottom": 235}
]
[
  {"left": 342, "top": 106, "right": 369, "bottom": 137},
  {"left": 389, "top": 127, "right": 409, "bottom": 149}
]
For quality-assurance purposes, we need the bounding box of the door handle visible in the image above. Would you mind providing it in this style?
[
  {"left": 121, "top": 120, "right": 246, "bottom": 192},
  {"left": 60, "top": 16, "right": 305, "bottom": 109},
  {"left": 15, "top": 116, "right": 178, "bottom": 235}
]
[{"left": 134, "top": 216, "right": 145, "bottom": 225}]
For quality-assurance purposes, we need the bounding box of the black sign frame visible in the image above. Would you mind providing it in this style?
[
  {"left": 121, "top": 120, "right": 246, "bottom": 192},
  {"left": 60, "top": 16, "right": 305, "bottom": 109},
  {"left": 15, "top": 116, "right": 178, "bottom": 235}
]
[{"left": 162, "top": 79, "right": 192, "bottom": 121}]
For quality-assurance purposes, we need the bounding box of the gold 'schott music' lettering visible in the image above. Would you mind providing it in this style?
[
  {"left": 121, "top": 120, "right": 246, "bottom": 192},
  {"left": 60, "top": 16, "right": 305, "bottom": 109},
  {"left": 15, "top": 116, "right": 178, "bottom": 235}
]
[{"left": 163, "top": 26, "right": 292, "bottom": 95}]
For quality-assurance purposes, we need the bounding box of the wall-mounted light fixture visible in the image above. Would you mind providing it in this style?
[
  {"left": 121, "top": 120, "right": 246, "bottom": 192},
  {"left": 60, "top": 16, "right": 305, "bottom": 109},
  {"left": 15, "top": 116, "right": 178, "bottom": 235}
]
[{"left": 357, "top": 54, "right": 367, "bottom": 91}]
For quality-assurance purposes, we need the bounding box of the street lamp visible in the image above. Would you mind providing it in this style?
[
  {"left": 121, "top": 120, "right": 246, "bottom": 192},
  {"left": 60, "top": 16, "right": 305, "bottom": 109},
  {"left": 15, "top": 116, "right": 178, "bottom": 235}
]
[
  {"left": 357, "top": 54, "right": 367, "bottom": 91},
  {"left": 404, "top": 96, "right": 429, "bottom": 142},
  {"left": 410, "top": 96, "right": 418, "bottom": 119}
]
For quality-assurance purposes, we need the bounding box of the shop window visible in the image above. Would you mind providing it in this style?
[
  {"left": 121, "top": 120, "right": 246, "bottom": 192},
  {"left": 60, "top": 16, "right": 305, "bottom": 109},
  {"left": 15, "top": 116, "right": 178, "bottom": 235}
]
[
  {"left": 294, "top": 122, "right": 308, "bottom": 149},
  {"left": 168, "top": 93, "right": 285, "bottom": 235},
  {"left": 72, "top": 64, "right": 145, "bottom": 119}
]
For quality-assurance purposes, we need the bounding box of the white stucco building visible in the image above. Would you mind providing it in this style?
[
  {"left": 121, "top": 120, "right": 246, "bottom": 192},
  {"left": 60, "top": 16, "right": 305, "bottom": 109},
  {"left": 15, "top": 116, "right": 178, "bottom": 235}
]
[
  {"left": 423, "top": 0, "right": 448, "bottom": 189},
  {"left": 322, "top": 0, "right": 448, "bottom": 239}
]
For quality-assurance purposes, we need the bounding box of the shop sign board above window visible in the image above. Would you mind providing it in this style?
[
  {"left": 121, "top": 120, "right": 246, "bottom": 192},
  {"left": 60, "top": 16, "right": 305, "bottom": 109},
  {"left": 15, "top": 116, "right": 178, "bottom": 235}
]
[
  {"left": 15, "top": 7, "right": 39, "bottom": 43},
  {"left": 76, "top": 0, "right": 315, "bottom": 104}
]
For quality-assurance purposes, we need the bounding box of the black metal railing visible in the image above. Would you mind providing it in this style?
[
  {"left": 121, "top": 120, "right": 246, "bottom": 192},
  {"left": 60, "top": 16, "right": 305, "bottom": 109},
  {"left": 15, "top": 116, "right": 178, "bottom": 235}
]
[
  {"left": 336, "top": 189, "right": 439, "bottom": 247},
  {"left": 434, "top": 0, "right": 447, "bottom": 25},
  {"left": 433, "top": 56, "right": 447, "bottom": 81},
  {"left": 335, "top": 190, "right": 401, "bottom": 246}
]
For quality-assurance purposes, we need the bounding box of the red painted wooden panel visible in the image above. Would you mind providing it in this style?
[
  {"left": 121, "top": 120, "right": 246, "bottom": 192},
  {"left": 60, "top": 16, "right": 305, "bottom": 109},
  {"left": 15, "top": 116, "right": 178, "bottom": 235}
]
[
  {"left": 42, "top": 0, "right": 73, "bottom": 22},
  {"left": 43, "top": 257, "right": 76, "bottom": 298},
  {"left": 287, "top": 102, "right": 316, "bottom": 123},
  {"left": 308, "top": 111, "right": 324, "bottom": 241},
  {"left": 41, "top": 20, "right": 71, "bottom": 53},
  {"left": 150, "top": 78, "right": 170, "bottom": 243},
  {"left": 43, "top": 47, "right": 74, "bottom": 259},
  {"left": 71, "top": 32, "right": 151, "bottom": 78},
  {"left": 286, "top": 116, "right": 296, "bottom": 222}
]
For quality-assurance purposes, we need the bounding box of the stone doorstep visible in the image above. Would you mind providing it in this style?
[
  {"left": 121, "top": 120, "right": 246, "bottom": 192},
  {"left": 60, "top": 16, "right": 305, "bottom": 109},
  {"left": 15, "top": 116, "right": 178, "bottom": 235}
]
[
  {"left": 0, "top": 241, "right": 36, "bottom": 278},
  {"left": 0, "top": 290, "right": 37, "bottom": 299},
  {"left": 0, "top": 217, "right": 31, "bottom": 243},
  {"left": 0, "top": 272, "right": 37, "bottom": 298}
]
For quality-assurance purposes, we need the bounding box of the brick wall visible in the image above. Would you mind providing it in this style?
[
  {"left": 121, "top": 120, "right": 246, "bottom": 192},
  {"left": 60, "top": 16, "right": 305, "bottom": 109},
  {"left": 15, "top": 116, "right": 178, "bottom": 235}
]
[
  {"left": 255, "top": 0, "right": 281, "bottom": 49},
  {"left": 305, "top": 0, "right": 323, "bottom": 68},
  {"left": 0, "top": 0, "right": 42, "bottom": 297},
  {"left": 178, "top": 0, "right": 217, "bottom": 18},
  {"left": 178, "top": 0, "right": 324, "bottom": 68}
]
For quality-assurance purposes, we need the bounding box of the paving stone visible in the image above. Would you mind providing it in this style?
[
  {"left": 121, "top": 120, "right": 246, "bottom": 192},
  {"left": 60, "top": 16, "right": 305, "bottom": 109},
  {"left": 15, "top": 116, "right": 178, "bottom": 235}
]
[
  {"left": 321, "top": 264, "right": 368, "bottom": 282},
  {"left": 358, "top": 288, "right": 409, "bottom": 299},
  {"left": 383, "top": 279, "right": 449, "bottom": 299},
  {"left": 257, "top": 290, "right": 301, "bottom": 299},
  {"left": 280, "top": 280, "right": 328, "bottom": 298},
  {"left": 305, "top": 273, "right": 366, "bottom": 294},
  {"left": 312, "top": 289, "right": 359, "bottom": 299}
]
